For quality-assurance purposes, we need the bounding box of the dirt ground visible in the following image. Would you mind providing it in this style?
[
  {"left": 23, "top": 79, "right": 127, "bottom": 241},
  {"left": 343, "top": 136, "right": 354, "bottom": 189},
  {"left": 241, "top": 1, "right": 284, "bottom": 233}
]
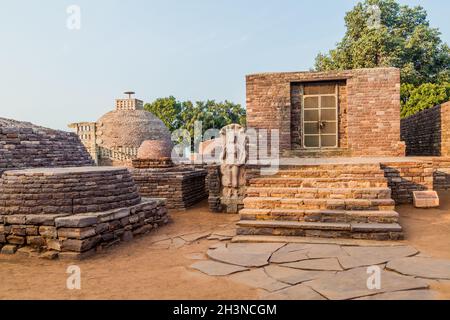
[{"left": 1, "top": 192, "right": 450, "bottom": 300}]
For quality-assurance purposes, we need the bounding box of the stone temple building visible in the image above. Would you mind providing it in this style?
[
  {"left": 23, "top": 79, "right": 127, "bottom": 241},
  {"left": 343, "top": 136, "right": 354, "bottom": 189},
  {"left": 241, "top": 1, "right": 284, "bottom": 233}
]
[
  {"left": 208, "top": 67, "right": 450, "bottom": 242},
  {"left": 246, "top": 67, "right": 406, "bottom": 157},
  {"left": 69, "top": 93, "right": 171, "bottom": 166}
]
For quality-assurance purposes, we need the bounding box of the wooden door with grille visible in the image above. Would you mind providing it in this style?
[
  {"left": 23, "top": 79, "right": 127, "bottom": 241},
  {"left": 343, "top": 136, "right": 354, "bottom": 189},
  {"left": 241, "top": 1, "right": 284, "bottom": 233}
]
[{"left": 302, "top": 82, "right": 338, "bottom": 149}]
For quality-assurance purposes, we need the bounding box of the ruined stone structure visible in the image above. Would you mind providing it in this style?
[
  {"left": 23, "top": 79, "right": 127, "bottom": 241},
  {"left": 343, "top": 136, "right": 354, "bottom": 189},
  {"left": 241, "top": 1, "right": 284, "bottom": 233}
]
[
  {"left": 0, "top": 117, "right": 93, "bottom": 176},
  {"left": 206, "top": 67, "right": 448, "bottom": 241},
  {"left": 401, "top": 102, "right": 450, "bottom": 157},
  {"left": 400, "top": 102, "right": 450, "bottom": 190},
  {"left": 0, "top": 167, "right": 169, "bottom": 259},
  {"left": 130, "top": 140, "right": 207, "bottom": 210},
  {"left": 69, "top": 93, "right": 171, "bottom": 166},
  {"left": 246, "top": 67, "right": 405, "bottom": 157},
  {"left": 237, "top": 162, "right": 404, "bottom": 241}
]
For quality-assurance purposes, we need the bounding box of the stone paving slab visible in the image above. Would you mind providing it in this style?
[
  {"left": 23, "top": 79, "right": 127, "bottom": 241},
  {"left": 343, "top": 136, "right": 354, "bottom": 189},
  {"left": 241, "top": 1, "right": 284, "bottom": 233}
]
[
  {"left": 228, "top": 269, "right": 290, "bottom": 292},
  {"left": 264, "top": 265, "right": 336, "bottom": 285},
  {"left": 270, "top": 250, "right": 309, "bottom": 264},
  {"left": 260, "top": 284, "right": 326, "bottom": 300},
  {"left": 180, "top": 232, "right": 211, "bottom": 243},
  {"left": 387, "top": 257, "right": 450, "bottom": 280},
  {"left": 339, "top": 245, "right": 418, "bottom": 269},
  {"left": 191, "top": 261, "right": 248, "bottom": 276},
  {"left": 282, "top": 258, "right": 343, "bottom": 271},
  {"left": 207, "top": 243, "right": 284, "bottom": 267},
  {"left": 306, "top": 244, "right": 348, "bottom": 259},
  {"left": 355, "top": 290, "right": 438, "bottom": 300},
  {"left": 306, "top": 267, "right": 429, "bottom": 300}
]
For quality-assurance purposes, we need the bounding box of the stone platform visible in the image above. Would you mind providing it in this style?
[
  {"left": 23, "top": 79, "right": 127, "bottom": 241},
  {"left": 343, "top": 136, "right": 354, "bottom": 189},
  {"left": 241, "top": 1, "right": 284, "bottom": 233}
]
[
  {"left": 131, "top": 167, "right": 207, "bottom": 210},
  {"left": 239, "top": 163, "right": 404, "bottom": 241},
  {"left": 0, "top": 167, "right": 169, "bottom": 259}
]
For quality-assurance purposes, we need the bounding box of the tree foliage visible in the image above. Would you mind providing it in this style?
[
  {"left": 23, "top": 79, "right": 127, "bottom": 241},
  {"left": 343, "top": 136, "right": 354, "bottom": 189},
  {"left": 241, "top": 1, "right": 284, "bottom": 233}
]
[
  {"left": 144, "top": 97, "right": 246, "bottom": 136},
  {"left": 315, "top": 0, "right": 450, "bottom": 85},
  {"left": 401, "top": 82, "right": 450, "bottom": 118},
  {"left": 315, "top": 0, "right": 450, "bottom": 116}
]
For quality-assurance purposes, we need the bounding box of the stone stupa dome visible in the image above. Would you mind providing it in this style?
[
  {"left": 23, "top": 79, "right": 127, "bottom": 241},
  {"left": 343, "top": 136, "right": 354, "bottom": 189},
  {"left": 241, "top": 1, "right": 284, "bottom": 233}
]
[
  {"left": 96, "top": 109, "right": 171, "bottom": 150},
  {"left": 137, "top": 139, "right": 173, "bottom": 160}
]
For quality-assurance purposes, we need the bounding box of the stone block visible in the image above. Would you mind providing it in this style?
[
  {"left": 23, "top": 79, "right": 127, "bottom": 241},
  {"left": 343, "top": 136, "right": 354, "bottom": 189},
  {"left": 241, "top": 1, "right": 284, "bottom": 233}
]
[
  {"left": 61, "top": 235, "right": 102, "bottom": 252},
  {"left": 39, "top": 226, "right": 57, "bottom": 238},
  {"left": 1, "top": 244, "right": 18, "bottom": 255},
  {"left": 27, "top": 236, "right": 46, "bottom": 248},
  {"left": 46, "top": 239, "right": 63, "bottom": 251},
  {"left": 55, "top": 215, "right": 98, "bottom": 228},
  {"left": 57, "top": 227, "right": 97, "bottom": 240},
  {"left": 6, "top": 235, "right": 25, "bottom": 245},
  {"left": 413, "top": 191, "right": 440, "bottom": 208}
]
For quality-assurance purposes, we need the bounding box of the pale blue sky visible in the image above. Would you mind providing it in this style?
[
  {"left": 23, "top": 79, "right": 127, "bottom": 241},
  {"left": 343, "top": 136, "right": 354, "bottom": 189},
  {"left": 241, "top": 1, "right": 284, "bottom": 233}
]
[{"left": 0, "top": 0, "right": 449, "bottom": 130}]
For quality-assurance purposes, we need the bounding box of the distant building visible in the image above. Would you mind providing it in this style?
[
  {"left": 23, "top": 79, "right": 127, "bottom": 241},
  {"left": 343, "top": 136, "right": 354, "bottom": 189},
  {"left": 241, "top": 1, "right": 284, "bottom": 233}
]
[{"left": 69, "top": 93, "right": 171, "bottom": 166}]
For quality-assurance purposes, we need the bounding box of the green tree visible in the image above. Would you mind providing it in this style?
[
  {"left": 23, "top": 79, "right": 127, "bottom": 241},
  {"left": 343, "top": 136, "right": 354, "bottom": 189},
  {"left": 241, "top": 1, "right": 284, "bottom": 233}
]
[
  {"left": 144, "top": 96, "right": 182, "bottom": 132},
  {"left": 145, "top": 97, "right": 246, "bottom": 135},
  {"left": 401, "top": 82, "right": 450, "bottom": 117},
  {"left": 315, "top": 0, "right": 450, "bottom": 85}
]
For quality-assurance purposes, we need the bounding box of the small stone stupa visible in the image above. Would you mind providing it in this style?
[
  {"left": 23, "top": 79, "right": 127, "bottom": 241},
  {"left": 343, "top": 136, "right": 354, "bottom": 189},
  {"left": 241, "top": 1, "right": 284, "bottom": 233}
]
[{"left": 130, "top": 139, "right": 208, "bottom": 211}]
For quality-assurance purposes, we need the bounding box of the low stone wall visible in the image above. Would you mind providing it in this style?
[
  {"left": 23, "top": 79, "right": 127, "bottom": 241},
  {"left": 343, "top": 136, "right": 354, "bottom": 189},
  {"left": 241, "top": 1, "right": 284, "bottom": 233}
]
[
  {"left": 0, "top": 167, "right": 141, "bottom": 215},
  {"left": 381, "top": 161, "right": 434, "bottom": 204},
  {"left": 0, "top": 117, "right": 93, "bottom": 176},
  {"left": 429, "top": 157, "right": 450, "bottom": 190},
  {"left": 0, "top": 198, "right": 168, "bottom": 259},
  {"left": 206, "top": 165, "right": 222, "bottom": 212},
  {"left": 401, "top": 102, "right": 450, "bottom": 156},
  {"left": 131, "top": 168, "right": 207, "bottom": 210}
]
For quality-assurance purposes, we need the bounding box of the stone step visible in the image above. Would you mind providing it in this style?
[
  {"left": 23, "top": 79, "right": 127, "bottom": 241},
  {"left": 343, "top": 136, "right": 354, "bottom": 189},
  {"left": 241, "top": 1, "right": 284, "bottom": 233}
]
[
  {"left": 275, "top": 169, "right": 385, "bottom": 178},
  {"left": 249, "top": 177, "right": 388, "bottom": 188},
  {"left": 243, "top": 197, "right": 395, "bottom": 211},
  {"left": 276, "top": 164, "right": 382, "bottom": 170},
  {"left": 239, "top": 208, "right": 399, "bottom": 224},
  {"left": 246, "top": 187, "right": 391, "bottom": 200},
  {"left": 236, "top": 220, "right": 403, "bottom": 241}
]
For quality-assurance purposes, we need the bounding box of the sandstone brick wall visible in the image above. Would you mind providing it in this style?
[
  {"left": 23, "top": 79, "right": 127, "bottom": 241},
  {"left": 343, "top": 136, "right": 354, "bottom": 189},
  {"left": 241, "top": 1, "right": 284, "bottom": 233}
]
[
  {"left": 401, "top": 102, "right": 450, "bottom": 156},
  {"left": 0, "top": 117, "right": 93, "bottom": 176},
  {"left": 0, "top": 167, "right": 140, "bottom": 215},
  {"left": 246, "top": 68, "right": 405, "bottom": 156},
  {"left": 0, "top": 198, "right": 168, "bottom": 259},
  {"left": 381, "top": 161, "right": 434, "bottom": 204},
  {"left": 206, "top": 165, "right": 222, "bottom": 212},
  {"left": 131, "top": 168, "right": 207, "bottom": 210},
  {"left": 0, "top": 166, "right": 169, "bottom": 259}
]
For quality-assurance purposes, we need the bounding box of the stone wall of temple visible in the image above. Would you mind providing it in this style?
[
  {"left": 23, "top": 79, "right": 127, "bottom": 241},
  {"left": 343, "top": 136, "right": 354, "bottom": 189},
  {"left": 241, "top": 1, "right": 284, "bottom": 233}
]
[
  {"left": 246, "top": 67, "right": 405, "bottom": 156},
  {"left": 0, "top": 118, "right": 93, "bottom": 176},
  {"left": 401, "top": 102, "right": 450, "bottom": 156}
]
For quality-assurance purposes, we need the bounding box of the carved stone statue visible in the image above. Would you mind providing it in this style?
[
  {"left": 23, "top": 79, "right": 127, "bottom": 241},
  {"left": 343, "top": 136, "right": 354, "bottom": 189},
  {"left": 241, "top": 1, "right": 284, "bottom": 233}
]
[{"left": 219, "top": 124, "right": 248, "bottom": 213}]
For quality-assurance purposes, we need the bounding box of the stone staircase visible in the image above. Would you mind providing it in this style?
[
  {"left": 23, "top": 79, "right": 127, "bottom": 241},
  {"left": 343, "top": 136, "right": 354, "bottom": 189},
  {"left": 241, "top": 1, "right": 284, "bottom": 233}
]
[{"left": 237, "top": 163, "right": 404, "bottom": 241}]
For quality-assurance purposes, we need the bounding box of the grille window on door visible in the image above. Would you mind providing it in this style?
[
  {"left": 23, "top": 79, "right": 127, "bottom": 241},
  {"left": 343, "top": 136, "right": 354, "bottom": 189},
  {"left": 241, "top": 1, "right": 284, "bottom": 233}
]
[{"left": 302, "top": 83, "right": 338, "bottom": 148}]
